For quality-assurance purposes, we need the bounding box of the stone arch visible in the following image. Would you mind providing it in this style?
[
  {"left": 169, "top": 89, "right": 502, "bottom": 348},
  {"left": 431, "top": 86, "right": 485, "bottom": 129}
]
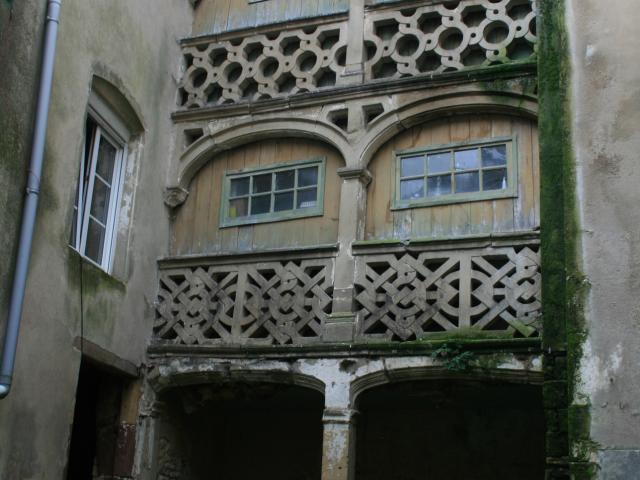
[
  {"left": 152, "top": 367, "right": 326, "bottom": 480},
  {"left": 150, "top": 363, "right": 326, "bottom": 397},
  {"left": 350, "top": 363, "right": 543, "bottom": 405},
  {"left": 172, "top": 117, "right": 353, "bottom": 196},
  {"left": 352, "top": 366, "right": 546, "bottom": 480},
  {"left": 358, "top": 89, "right": 538, "bottom": 168}
]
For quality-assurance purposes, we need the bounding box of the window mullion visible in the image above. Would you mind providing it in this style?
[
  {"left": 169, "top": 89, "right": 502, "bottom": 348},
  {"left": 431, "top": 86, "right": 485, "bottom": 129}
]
[
  {"left": 450, "top": 150, "right": 456, "bottom": 193},
  {"left": 103, "top": 143, "right": 124, "bottom": 270},
  {"left": 75, "top": 141, "right": 87, "bottom": 249},
  {"left": 270, "top": 172, "right": 275, "bottom": 213},
  {"left": 477, "top": 148, "right": 483, "bottom": 192},
  {"left": 248, "top": 176, "right": 254, "bottom": 215},
  {"left": 79, "top": 127, "right": 102, "bottom": 256},
  {"left": 422, "top": 155, "right": 428, "bottom": 198}
]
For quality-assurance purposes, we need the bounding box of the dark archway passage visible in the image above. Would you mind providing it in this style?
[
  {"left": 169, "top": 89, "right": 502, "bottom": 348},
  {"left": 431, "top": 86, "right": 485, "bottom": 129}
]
[
  {"left": 355, "top": 379, "right": 545, "bottom": 480},
  {"left": 159, "top": 382, "right": 324, "bottom": 480}
]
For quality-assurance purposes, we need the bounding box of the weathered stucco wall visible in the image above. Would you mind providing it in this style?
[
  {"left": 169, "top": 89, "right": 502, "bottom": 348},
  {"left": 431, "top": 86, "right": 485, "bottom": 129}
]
[
  {"left": 0, "top": 1, "right": 192, "bottom": 478},
  {"left": 568, "top": 0, "right": 640, "bottom": 476}
]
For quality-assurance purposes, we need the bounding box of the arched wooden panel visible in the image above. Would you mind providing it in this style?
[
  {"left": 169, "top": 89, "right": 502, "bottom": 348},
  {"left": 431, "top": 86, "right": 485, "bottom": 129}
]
[
  {"left": 365, "top": 114, "right": 539, "bottom": 240},
  {"left": 171, "top": 138, "right": 343, "bottom": 255}
]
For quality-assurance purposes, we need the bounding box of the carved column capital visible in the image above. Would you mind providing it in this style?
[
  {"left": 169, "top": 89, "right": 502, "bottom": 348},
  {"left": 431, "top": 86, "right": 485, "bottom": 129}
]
[
  {"left": 163, "top": 186, "right": 189, "bottom": 208},
  {"left": 323, "top": 407, "right": 359, "bottom": 425},
  {"left": 337, "top": 166, "right": 372, "bottom": 186}
]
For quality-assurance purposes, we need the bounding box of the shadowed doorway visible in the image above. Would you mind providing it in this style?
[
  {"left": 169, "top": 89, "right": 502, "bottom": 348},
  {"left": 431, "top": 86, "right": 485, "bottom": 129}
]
[
  {"left": 158, "top": 381, "right": 324, "bottom": 480},
  {"left": 355, "top": 379, "right": 545, "bottom": 480}
]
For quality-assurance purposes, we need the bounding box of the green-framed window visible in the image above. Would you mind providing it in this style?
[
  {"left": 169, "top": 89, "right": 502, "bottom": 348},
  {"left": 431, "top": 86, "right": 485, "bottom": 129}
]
[
  {"left": 220, "top": 157, "right": 326, "bottom": 227},
  {"left": 393, "top": 136, "right": 518, "bottom": 209}
]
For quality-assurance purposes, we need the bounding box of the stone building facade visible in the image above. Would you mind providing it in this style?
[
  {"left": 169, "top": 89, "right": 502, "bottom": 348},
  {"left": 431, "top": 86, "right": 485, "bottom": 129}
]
[{"left": 0, "top": 0, "right": 638, "bottom": 479}]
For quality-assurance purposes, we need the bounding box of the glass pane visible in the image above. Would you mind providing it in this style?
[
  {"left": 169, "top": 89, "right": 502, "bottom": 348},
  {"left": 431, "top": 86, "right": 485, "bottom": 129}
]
[
  {"left": 230, "top": 177, "right": 250, "bottom": 197},
  {"left": 95, "top": 137, "right": 117, "bottom": 182},
  {"left": 89, "top": 177, "right": 111, "bottom": 224},
  {"left": 253, "top": 173, "right": 272, "bottom": 193},
  {"left": 482, "top": 144, "right": 507, "bottom": 167},
  {"left": 251, "top": 194, "right": 271, "bottom": 214},
  {"left": 400, "top": 178, "right": 424, "bottom": 200},
  {"left": 427, "top": 152, "right": 451, "bottom": 174},
  {"left": 275, "top": 170, "right": 295, "bottom": 190},
  {"left": 229, "top": 198, "right": 248, "bottom": 218},
  {"left": 297, "top": 188, "right": 318, "bottom": 209},
  {"left": 455, "top": 172, "right": 480, "bottom": 193},
  {"left": 427, "top": 175, "right": 452, "bottom": 197},
  {"left": 85, "top": 217, "right": 106, "bottom": 264},
  {"left": 400, "top": 156, "right": 424, "bottom": 177},
  {"left": 454, "top": 148, "right": 479, "bottom": 170},
  {"left": 483, "top": 168, "right": 508, "bottom": 191},
  {"left": 274, "top": 192, "right": 294, "bottom": 212},
  {"left": 298, "top": 167, "right": 318, "bottom": 187}
]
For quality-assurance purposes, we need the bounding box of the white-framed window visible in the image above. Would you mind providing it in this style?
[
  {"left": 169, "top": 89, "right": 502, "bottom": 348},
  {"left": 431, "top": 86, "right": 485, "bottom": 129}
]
[{"left": 70, "top": 96, "right": 127, "bottom": 272}]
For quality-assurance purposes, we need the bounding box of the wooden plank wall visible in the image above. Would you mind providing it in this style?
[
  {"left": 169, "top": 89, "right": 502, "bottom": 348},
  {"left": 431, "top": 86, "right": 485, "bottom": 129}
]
[
  {"left": 171, "top": 138, "right": 343, "bottom": 255},
  {"left": 192, "top": 0, "right": 349, "bottom": 36},
  {"left": 365, "top": 114, "right": 539, "bottom": 240}
]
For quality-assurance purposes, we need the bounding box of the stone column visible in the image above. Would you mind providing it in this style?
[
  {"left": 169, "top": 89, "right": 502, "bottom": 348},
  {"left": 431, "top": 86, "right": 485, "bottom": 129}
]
[
  {"left": 321, "top": 407, "right": 358, "bottom": 480},
  {"left": 132, "top": 383, "right": 164, "bottom": 480},
  {"left": 324, "top": 167, "right": 371, "bottom": 342}
]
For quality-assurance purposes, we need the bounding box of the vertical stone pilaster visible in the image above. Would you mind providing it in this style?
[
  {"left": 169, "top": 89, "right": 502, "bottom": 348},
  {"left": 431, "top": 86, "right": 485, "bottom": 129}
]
[
  {"left": 133, "top": 381, "right": 164, "bottom": 480},
  {"left": 324, "top": 167, "right": 371, "bottom": 342},
  {"left": 338, "top": 0, "right": 365, "bottom": 85},
  {"left": 321, "top": 408, "right": 358, "bottom": 480},
  {"left": 114, "top": 379, "right": 143, "bottom": 478}
]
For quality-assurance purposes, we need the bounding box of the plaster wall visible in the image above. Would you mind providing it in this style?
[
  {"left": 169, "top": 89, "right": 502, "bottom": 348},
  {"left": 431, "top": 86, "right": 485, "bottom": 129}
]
[
  {"left": 568, "top": 0, "right": 640, "bottom": 475},
  {"left": 0, "top": 1, "right": 192, "bottom": 478}
]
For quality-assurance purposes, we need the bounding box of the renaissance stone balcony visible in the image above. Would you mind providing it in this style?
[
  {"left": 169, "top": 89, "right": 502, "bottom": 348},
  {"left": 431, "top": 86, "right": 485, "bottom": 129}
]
[
  {"left": 152, "top": 233, "right": 541, "bottom": 351},
  {"left": 176, "top": 0, "right": 537, "bottom": 112}
]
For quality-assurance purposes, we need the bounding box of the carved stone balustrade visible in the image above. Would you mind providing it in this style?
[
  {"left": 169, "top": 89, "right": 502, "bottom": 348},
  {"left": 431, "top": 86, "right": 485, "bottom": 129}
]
[
  {"left": 152, "top": 234, "right": 542, "bottom": 348},
  {"left": 352, "top": 235, "right": 542, "bottom": 342},
  {"left": 154, "top": 246, "right": 336, "bottom": 346},
  {"left": 176, "top": 0, "right": 537, "bottom": 110}
]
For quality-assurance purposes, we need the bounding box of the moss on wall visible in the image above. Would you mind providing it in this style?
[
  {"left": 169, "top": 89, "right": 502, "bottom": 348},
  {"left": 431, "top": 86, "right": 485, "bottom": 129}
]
[{"left": 538, "top": 0, "right": 595, "bottom": 476}]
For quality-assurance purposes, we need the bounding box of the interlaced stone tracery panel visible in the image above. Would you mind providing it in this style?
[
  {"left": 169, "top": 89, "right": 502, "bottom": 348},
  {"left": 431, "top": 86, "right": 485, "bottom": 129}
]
[
  {"left": 354, "top": 244, "right": 541, "bottom": 341},
  {"left": 363, "top": 0, "right": 537, "bottom": 80},
  {"left": 178, "top": 22, "right": 347, "bottom": 108},
  {"left": 154, "top": 258, "right": 334, "bottom": 345}
]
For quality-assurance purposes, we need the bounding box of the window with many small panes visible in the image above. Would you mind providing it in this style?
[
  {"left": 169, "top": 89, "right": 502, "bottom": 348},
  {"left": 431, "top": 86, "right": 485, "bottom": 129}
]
[
  {"left": 221, "top": 157, "right": 325, "bottom": 227},
  {"left": 394, "top": 137, "right": 517, "bottom": 208}
]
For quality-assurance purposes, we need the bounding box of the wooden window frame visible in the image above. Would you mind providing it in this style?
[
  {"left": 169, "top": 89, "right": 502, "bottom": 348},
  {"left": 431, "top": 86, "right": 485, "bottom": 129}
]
[
  {"left": 220, "top": 157, "right": 326, "bottom": 228},
  {"left": 70, "top": 97, "right": 127, "bottom": 272},
  {"left": 392, "top": 136, "right": 518, "bottom": 210}
]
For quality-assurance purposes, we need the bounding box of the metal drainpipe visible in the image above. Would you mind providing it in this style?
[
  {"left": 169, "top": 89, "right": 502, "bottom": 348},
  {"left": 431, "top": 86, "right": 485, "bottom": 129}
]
[{"left": 0, "top": 0, "right": 62, "bottom": 399}]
